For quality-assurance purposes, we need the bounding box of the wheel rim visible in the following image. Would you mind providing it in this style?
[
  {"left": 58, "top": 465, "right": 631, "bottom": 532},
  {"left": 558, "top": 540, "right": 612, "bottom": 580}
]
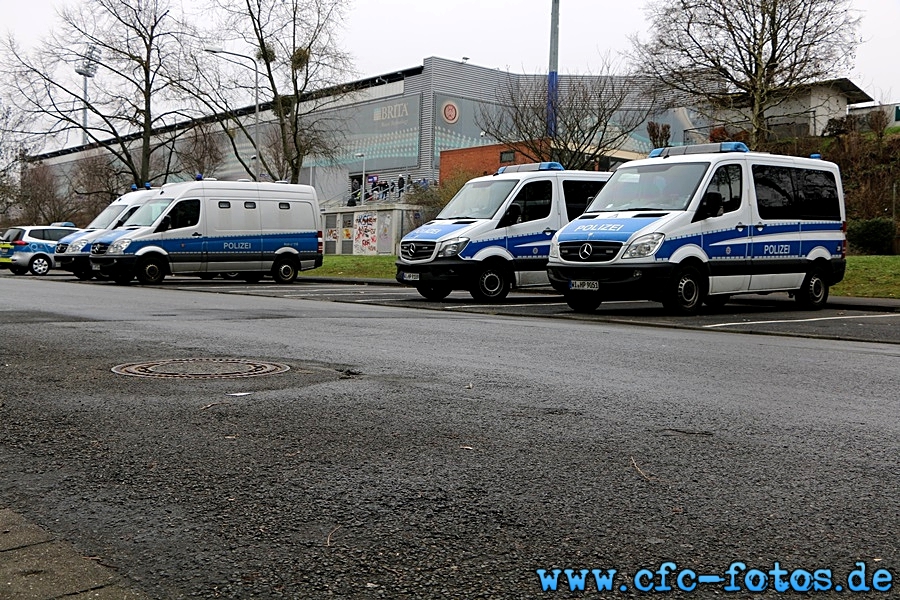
[
  {"left": 677, "top": 274, "right": 700, "bottom": 308},
  {"left": 479, "top": 270, "right": 503, "bottom": 297},
  {"left": 144, "top": 263, "right": 161, "bottom": 281},
  {"left": 277, "top": 263, "right": 295, "bottom": 280},
  {"left": 31, "top": 258, "right": 50, "bottom": 275},
  {"left": 809, "top": 275, "right": 825, "bottom": 303}
]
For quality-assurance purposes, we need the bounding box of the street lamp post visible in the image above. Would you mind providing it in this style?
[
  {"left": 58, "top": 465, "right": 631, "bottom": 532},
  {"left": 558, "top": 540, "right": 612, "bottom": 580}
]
[
  {"left": 355, "top": 152, "right": 366, "bottom": 204},
  {"left": 204, "top": 47, "right": 260, "bottom": 180},
  {"left": 75, "top": 44, "right": 100, "bottom": 146}
]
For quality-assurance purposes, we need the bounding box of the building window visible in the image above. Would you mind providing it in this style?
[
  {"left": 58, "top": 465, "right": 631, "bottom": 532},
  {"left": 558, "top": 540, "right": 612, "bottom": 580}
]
[{"left": 500, "top": 150, "right": 515, "bottom": 163}]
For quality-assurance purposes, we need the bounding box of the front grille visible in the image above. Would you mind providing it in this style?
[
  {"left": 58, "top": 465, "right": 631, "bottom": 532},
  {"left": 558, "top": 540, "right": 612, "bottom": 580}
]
[
  {"left": 559, "top": 241, "right": 622, "bottom": 263},
  {"left": 400, "top": 241, "right": 436, "bottom": 261},
  {"left": 56, "top": 243, "right": 69, "bottom": 253},
  {"left": 92, "top": 242, "right": 109, "bottom": 255}
]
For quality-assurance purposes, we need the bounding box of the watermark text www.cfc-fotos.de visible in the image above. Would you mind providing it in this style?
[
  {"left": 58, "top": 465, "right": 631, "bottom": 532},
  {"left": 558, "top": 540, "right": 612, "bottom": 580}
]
[{"left": 537, "top": 561, "right": 892, "bottom": 594}]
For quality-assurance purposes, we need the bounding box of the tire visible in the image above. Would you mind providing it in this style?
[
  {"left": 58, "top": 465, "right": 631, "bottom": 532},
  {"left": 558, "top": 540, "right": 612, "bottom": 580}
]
[
  {"left": 272, "top": 257, "right": 299, "bottom": 284},
  {"left": 469, "top": 263, "right": 511, "bottom": 302},
  {"left": 704, "top": 294, "right": 731, "bottom": 308},
  {"left": 662, "top": 264, "right": 706, "bottom": 315},
  {"left": 73, "top": 269, "right": 93, "bottom": 281},
  {"left": 28, "top": 255, "right": 52, "bottom": 276},
  {"left": 795, "top": 267, "right": 829, "bottom": 310},
  {"left": 136, "top": 256, "right": 166, "bottom": 285},
  {"left": 416, "top": 285, "right": 452, "bottom": 301},
  {"left": 9, "top": 266, "right": 28, "bottom": 276},
  {"left": 565, "top": 292, "right": 602, "bottom": 313}
]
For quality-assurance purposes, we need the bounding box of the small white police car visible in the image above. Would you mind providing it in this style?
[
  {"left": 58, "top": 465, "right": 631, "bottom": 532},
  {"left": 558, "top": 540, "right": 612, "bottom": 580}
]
[
  {"left": 1, "top": 225, "right": 83, "bottom": 276},
  {"left": 547, "top": 142, "right": 847, "bottom": 314}
]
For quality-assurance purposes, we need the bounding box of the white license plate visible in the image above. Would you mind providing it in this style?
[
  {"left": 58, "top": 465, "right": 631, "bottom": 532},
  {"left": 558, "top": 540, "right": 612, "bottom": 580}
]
[
  {"left": 92, "top": 263, "right": 101, "bottom": 271},
  {"left": 402, "top": 272, "right": 420, "bottom": 281},
  {"left": 570, "top": 280, "right": 599, "bottom": 291}
]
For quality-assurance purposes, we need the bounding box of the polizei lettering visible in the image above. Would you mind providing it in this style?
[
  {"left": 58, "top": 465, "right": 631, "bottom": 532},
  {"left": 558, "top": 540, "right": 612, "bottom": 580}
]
[
  {"left": 223, "top": 242, "right": 251, "bottom": 250},
  {"left": 574, "top": 223, "right": 624, "bottom": 232}
]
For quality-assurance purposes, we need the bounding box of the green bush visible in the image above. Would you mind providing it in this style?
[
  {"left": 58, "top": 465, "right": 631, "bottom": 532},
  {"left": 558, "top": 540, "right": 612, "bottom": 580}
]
[{"left": 846, "top": 218, "right": 896, "bottom": 255}]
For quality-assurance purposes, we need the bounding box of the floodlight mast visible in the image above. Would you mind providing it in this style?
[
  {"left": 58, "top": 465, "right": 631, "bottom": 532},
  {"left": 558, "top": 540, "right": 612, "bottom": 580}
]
[{"left": 75, "top": 45, "right": 100, "bottom": 146}]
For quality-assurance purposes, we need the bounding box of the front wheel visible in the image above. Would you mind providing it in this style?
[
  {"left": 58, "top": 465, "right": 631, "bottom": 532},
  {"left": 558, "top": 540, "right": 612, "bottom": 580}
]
[
  {"left": 416, "top": 285, "right": 452, "bottom": 301},
  {"left": 272, "top": 257, "right": 298, "bottom": 284},
  {"left": 136, "top": 256, "right": 166, "bottom": 285},
  {"left": 469, "top": 263, "right": 511, "bottom": 302},
  {"left": 28, "top": 255, "right": 52, "bottom": 276},
  {"left": 795, "top": 268, "right": 829, "bottom": 310},
  {"left": 565, "top": 293, "right": 602, "bottom": 313},
  {"left": 662, "top": 264, "right": 706, "bottom": 315}
]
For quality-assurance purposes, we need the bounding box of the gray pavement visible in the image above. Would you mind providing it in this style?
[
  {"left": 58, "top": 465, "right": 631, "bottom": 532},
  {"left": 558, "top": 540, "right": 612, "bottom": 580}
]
[
  {"left": 2, "top": 276, "right": 897, "bottom": 599},
  {"left": 0, "top": 509, "right": 150, "bottom": 600}
]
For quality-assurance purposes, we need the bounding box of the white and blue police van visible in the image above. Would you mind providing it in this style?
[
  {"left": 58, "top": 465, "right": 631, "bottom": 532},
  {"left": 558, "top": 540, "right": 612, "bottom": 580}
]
[
  {"left": 547, "top": 142, "right": 847, "bottom": 314},
  {"left": 395, "top": 163, "right": 611, "bottom": 301},
  {"left": 55, "top": 186, "right": 159, "bottom": 280},
  {"left": 89, "top": 179, "right": 323, "bottom": 285}
]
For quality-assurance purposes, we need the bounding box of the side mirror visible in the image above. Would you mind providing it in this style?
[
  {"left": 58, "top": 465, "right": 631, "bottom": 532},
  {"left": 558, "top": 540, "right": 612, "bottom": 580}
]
[
  {"left": 697, "top": 191, "right": 723, "bottom": 220},
  {"left": 156, "top": 215, "right": 171, "bottom": 233}
]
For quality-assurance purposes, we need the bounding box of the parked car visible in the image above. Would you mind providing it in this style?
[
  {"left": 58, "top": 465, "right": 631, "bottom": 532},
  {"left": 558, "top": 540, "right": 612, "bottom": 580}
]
[{"left": 1, "top": 225, "right": 83, "bottom": 275}]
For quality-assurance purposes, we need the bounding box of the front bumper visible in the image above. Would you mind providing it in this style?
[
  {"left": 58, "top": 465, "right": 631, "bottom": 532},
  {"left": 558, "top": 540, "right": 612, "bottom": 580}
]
[
  {"left": 90, "top": 254, "right": 139, "bottom": 277},
  {"left": 56, "top": 254, "right": 92, "bottom": 273},
  {"left": 395, "top": 258, "right": 482, "bottom": 289},
  {"left": 547, "top": 261, "right": 678, "bottom": 301}
]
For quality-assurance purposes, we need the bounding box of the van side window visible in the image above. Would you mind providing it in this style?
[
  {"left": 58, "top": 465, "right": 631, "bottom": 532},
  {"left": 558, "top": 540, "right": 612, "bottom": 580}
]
[
  {"left": 562, "top": 180, "right": 607, "bottom": 219},
  {"left": 510, "top": 180, "right": 552, "bottom": 223},
  {"left": 244, "top": 201, "right": 257, "bottom": 209},
  {"left": 279, "top": 202, "right": 290, "bottom": 210},
  {"left": 168, "top": 199, "right": 201, "bottom": 229},
  {"left": 753, "top": 165, "right": 796, "bottom": 220},
  {"left": 704, "top": 164, "right": 742, "bottom": 215},
  {"left": 753, "top": 165, "right": 841, "bottom": 221},
  {"left": 218, "top": 201, "right": 230, "bottom": 209}
]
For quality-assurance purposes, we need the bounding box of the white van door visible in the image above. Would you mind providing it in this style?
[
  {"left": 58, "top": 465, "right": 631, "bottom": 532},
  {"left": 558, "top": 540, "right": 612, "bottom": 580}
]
[
  {"left": 503, "top": 178, "right": 559, "bottom": 284},
  {"left": 698, "top": 163, "right": 752, "bottom": 295},
  {"left": 205, "top": 197, "right": 263, "bottom": 272},
  {"left": 158, "top": 198, "right": 204, "bottom": 273},
  {"left": 747, "top": 164, "right": 804, "bottom": 291}
]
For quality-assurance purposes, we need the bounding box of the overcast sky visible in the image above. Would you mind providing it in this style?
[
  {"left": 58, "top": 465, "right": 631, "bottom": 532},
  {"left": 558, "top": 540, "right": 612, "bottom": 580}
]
[{"left": 2, "top": 0, "right": 898, "bottom": 104}]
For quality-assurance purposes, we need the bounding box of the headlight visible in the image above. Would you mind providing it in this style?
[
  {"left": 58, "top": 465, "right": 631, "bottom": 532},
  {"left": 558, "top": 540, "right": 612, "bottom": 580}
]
[
  {"left": 68, "top": 239, "right": 89, "bottom": 253},
  {"left": 622, "top": 233, "right": 665, "bottom": 259},
  {"left": 108, "top": 239, "right": 132, "bottom": 254},
  {"left": 549, "top": 235, "right": 560, "bottom": 259},
  {"left": 437, "top": 237, "right": 469, "bottom": 258}
]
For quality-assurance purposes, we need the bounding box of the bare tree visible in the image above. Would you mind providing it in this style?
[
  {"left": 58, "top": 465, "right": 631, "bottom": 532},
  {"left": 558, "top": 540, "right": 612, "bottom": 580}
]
[
  {"left": 630, "top": 0, "right": 861, "bottom": 148},
  {"left": 68, "top": 154, "right": 124, "bottom": 219},
  {"left": 183, "top": 0, "right": 355, "bottom": 183},
  {"left": 477, "top": 57, "right": 658, "bottom": 170},
  {"left": 174, "top": 121, "right": 227, "bottom": 179},
  {"left": 17, "top": 163, "right": 82, "bottom": 224},
  {"left": 0, "top": 0, "right": 198, "bottom": 186}
]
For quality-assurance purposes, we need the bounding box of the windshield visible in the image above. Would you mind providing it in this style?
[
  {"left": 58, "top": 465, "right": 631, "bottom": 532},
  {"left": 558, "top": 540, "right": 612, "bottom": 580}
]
[
  {"left": 123, "top": 198, "right": 174, "bottom": 227},
  {"left": 436, "top": 180, "right": 518, "bottom": 220},
  {"left": 586, "top": 162, "right": 710, "bottom": 212},
  {"left": 87, "top": 203, "right": 128, "bottom": 229}
]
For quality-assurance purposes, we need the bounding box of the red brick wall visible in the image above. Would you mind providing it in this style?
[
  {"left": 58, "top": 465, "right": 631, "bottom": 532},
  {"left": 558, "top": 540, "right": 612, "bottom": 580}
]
[{"left": 439, "top": 143, "right": 530, "bottom": 183}]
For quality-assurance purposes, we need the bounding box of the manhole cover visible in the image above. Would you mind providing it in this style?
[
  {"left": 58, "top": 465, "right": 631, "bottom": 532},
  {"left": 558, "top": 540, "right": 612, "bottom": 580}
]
[{"left": 111, "top": 358, "right": 291, "bottom": 379}]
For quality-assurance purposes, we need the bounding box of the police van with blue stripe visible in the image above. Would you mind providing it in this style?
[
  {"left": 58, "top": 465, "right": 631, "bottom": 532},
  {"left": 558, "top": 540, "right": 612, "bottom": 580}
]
[
  {"left": 90, "top": 179, "right": 323, "bottom": 285},
  {"left": 547, "top": 142, "right": 847, "bottom": 314},
  {"left": 396, "top": 163, "right": 611, "bottom": 301},
  {"left": 55, "top": 187, "right": 159, "bottom": 280}
]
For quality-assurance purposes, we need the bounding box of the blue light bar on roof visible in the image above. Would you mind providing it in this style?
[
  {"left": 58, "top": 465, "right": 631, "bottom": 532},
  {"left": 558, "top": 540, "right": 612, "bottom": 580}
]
[
  {"left": 495, "top": 161, "right": 565, "bottom": 175},
  {"left": 648, "top": 142, "right": 750, "bottom": 158}
]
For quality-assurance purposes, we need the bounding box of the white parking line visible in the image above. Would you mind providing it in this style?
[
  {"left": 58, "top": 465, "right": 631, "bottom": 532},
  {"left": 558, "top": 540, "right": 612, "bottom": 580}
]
[{"left": 704, "top": 313, "right": 900, "bottom": 328}]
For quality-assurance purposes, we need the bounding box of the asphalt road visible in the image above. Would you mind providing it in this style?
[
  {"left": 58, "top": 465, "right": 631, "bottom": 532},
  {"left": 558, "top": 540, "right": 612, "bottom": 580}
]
[{"left": 1, "top": 276, "right": 898, "bottom": 598}]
